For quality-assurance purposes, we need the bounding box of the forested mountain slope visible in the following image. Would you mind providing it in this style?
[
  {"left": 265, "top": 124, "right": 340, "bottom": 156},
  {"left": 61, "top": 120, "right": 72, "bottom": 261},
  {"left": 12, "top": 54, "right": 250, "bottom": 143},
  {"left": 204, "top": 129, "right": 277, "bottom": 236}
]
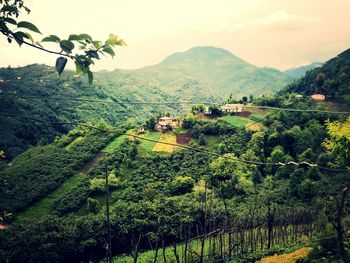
[
  {"left": 281, "top": 48, "right": 350, "bottom": 97},
  {"left": 0, "top": 64, "right": 179, "bottom": 159},
  {"left": 130, "top": 46, "right": 291, "bottom": 98}
]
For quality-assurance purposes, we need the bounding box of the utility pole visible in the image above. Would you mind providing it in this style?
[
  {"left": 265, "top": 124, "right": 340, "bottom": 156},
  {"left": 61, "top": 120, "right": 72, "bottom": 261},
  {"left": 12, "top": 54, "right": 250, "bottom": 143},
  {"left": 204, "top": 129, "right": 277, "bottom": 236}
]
[{"left": 105, "top": 167, "right": 113, "bottom": 263}]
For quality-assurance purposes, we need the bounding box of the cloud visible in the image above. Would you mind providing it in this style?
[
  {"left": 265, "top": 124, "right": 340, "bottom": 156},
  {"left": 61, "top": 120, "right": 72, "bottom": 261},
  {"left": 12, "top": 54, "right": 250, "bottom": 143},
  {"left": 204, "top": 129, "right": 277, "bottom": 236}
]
[{"left": 252, "top": 10, "right": 320, "bottom": 31}]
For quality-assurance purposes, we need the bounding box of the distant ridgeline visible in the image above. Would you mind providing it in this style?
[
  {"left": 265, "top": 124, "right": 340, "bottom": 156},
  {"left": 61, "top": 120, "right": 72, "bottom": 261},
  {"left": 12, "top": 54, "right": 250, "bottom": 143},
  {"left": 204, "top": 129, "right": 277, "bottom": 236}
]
[{"left": 281, "top": 48, "right": 350, "bottom": 97}]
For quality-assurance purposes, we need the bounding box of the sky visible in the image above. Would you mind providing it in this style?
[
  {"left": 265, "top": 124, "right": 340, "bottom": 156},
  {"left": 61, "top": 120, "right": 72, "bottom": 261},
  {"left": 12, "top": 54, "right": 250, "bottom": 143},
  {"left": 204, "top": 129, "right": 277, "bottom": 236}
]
[{"left": 0, "top": 0, "right": 350, "bottom": 71}]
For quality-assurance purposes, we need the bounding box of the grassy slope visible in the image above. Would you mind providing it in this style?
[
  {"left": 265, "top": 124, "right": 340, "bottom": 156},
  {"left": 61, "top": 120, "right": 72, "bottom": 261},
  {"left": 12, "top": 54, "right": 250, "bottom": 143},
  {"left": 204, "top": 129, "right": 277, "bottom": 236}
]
[
  {"left": 219, "top": 115, "right": 253, "bottom": 127},
  {"left": 102, "top": 135, "right": 129, "bottom": 153},
  {"left": 65, "top": 136, "right": 84, "bottom": 150},
  {"left": 139, "top": 132, "right": 162, "bottom": 152}
]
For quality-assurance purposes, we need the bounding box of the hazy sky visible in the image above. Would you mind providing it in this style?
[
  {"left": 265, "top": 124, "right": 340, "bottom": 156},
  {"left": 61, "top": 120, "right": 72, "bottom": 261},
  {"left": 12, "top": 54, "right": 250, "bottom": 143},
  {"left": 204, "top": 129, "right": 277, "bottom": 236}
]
[{"left": 1, "top": 0, "right": 350, "bottom": 71}]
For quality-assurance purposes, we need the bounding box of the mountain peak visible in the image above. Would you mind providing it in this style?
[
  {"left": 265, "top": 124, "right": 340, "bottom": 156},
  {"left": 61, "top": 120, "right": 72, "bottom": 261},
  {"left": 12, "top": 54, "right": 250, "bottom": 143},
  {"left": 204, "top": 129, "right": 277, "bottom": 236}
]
[{"left": 159, "top": 46, "right": 245, "bottom": 67}]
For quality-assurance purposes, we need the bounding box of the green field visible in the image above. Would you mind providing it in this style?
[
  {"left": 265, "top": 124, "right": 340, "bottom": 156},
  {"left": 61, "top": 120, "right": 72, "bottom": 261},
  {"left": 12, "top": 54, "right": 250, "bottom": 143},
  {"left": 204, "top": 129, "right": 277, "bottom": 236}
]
[
  {"left": 219, "top": 115, "right": 252, "bottom": 127},
  {"left": 102, "top": 135, "right": 129, "bottom": 153},
  {"left": 138, "top": 132, "right": 161, "bottom": 152},
  {"left": 16, "top": 173, "right": 86, "bottom": 223}
]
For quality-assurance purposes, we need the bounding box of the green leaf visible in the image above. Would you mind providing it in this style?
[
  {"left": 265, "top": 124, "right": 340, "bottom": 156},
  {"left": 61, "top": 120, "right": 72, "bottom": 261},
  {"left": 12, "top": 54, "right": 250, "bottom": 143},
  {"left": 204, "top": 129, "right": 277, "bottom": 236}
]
[
  {"left": 87, "top": 70, "right": 93, "bottom": 84},
  {"left": 17, "top": 21, "right": 41, "bottom": 34},
  {"left": 105, "top": 38, "right": 115, "bottom": 47},
  {"left": 0, "top": 5, "right": 17, "bottom": 13},
  {"left": 13, "top": 32, "right": 28, "bottom": 46},
  {"left": 74, "top": 61, "right": 86, "bottom": 74},
  {"left": 0, "top": 20, "right": 9, "bottom": 31},
  {"left": 102, "top": 46, "right": 115, "bottom": 58},
  {"left": 92, "top": 40, "right": 101, "bottom": 49},
  {"left": 15, "top": 32, "right": 29, "bottom": 39},
  {"left": 4, "top": 17, "right": 17, "bottom": 25},
  {"left": 55, "top": 57, "right": 68, "bottom": 76},
  {"left": 68, "top": 34, "right": 82, "bottom": 41},
  {"left": 78, "top": 34, "right": 92, "bottom": 41},
  {"left": 60, "top": 40, "right": 74, "bottom": 54},
  {"left": 85, "top": 50, "right": 99, "bottom": 59},
  {"left": 41, "top": 35, "right": 60, "bottom": 43},
  {"left": 25, "top": 32, "right": 34, "bottom": 43}
]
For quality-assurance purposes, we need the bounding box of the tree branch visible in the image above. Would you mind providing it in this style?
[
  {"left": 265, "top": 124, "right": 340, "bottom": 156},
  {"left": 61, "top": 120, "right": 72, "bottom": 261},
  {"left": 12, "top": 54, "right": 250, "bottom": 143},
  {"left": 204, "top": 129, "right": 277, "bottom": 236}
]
[{"left": 1, "top": 29, "right": 74, "bottom": 59}]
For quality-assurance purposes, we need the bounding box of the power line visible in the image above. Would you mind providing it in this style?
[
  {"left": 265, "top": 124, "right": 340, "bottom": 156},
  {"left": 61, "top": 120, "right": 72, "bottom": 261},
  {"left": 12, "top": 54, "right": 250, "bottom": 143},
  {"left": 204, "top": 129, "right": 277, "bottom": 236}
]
[
  {"left": 245, "top": 110, "right": 281, "bottom": 130},
  {"left": 245, "top": 105, "right": 350, "bottom": 115},
  {"left": 1, "top": 95, "right": 349, "bottom": 115},
  {"left": 0, "top": 95, "right": 215, "bottom": 105},
  {"left": 1, "top": 112, "right": 348, "bottom": 172}
]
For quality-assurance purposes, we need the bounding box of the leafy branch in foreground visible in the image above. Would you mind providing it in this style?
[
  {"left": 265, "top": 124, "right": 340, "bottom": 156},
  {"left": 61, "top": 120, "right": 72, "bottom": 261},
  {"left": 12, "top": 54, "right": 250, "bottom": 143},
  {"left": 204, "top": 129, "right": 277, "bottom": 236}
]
[{"left": 0, "top": 0, "right": 126, "bottom": 83}]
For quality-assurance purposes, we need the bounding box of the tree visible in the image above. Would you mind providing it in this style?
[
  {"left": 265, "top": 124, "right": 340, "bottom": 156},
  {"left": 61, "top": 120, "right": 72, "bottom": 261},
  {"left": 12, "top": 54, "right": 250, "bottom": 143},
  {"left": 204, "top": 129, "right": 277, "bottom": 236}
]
[
  {"left": 191, "top": 104, "right": 205, "bottom": 115},
  {"left": 145, "top": 116, "right": 156, "bottom": 131},
  {"left": 87, "top": 197, "right": 99, "bottom": 214},
  {"left": 197, "top": 134, "right": 206, "bottom": 146},
  {"left": 323, "top": 117, "right": 350, "bottom": 168},
  {"left": 0, "top": 0, "right": 126, "bottom": 83},
  {"left": 326, "top": 187, "right": 350, "bottom": 263},
  {"left": 128, "top": 143, "right": 138, "bottom": 160},
  {"left": 169, "top": 176, "right": 194, "bottom": 195}
]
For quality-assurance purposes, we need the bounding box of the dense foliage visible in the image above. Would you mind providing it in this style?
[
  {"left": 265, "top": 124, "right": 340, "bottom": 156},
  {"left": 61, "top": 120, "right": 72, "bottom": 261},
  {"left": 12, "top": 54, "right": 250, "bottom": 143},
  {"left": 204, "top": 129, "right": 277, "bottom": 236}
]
[
  {"left": 0, "top": 122, "right": 118, "bottom": 212},
  {"left": 1, "top": 96, "right": 349, "bottom": 262},
  {"left": 0, "top": 64, "right": 178, "bottom": 158}
]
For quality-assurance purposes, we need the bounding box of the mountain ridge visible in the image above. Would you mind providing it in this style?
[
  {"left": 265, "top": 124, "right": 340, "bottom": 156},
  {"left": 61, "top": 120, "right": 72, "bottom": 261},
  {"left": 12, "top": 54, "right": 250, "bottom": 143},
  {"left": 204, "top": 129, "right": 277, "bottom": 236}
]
[{"left": 281, "top": 48, "right": 350, "bottom": 97}]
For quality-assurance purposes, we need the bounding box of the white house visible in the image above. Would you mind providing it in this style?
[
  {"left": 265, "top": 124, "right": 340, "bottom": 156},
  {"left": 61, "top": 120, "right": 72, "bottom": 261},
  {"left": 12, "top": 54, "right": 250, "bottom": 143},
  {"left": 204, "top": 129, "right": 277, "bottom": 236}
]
[
  {"left": 158, "top": 117, "right": 176, "bottom": 126},
  {"left": 220, "top": 104, "right": 244, "bottom": 113}
]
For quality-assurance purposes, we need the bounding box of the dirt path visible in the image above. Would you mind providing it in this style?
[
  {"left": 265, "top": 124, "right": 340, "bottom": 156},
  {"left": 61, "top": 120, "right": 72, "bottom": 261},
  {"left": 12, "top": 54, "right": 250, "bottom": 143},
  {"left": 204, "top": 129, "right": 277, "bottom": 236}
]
[{"left": 79, "top": 152, "right": 105, "bottom": 173}]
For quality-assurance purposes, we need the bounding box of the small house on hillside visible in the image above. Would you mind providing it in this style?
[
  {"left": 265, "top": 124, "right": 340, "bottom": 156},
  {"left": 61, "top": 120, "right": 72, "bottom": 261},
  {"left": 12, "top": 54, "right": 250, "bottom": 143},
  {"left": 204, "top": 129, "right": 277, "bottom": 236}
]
[
  {"left": 156, "top": 117, "right": 179, "bottom": 132},
  {"left": 295, "top": 94, "right": 303, "bottom": 99},
  {"left": 0, "top": 79, "right": 5, "bottom": 84},
  {"left": 158, "top": 117, "right": 177, "bottom": 126},
  {"left": 311, "top": 94, "right": 325, "bottom": 101},
  {"left": 220, "top": 104, "right": 244, "bottom": 113}
]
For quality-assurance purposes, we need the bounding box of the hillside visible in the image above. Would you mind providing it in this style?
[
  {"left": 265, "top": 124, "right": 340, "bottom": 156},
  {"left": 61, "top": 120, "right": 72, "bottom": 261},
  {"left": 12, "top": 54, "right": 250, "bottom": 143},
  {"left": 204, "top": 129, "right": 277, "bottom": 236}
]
[
  {"left": 284, "top": 62, "right": 323, "bottom": 79},
  {"left": 1, "top": 101, "right": 349, "bottom": 262},
  {"left": 281, "top": 48, "right": 350, "bottom": 97},
  {"left": 0, "top": 64, "right": 179, "bottom": 159}
]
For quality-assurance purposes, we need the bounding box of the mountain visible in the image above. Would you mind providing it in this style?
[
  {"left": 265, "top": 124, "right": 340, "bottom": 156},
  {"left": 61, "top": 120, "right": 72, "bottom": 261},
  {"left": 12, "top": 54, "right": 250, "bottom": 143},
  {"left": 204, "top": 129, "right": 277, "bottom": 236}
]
[
  {"left": 130, "top": 46, "right": 291, "bottom": 99},
  {"left": 281, "top": 48, "right": 350, "bottom": 97},
  {"left": 284, "top": 62, "right": 323, "bottom": 79}
]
